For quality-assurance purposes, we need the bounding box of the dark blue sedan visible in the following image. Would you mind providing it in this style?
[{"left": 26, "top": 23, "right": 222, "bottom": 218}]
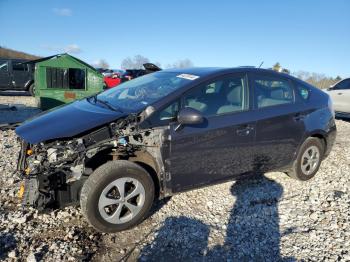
[{"left": 16, "top": 67, "right": 336, "bottom": 232}]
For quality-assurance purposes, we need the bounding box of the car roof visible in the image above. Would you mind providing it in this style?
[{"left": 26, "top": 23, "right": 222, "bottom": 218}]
[{"left": 160, "top": 67, "right": 293, "bottom": 79}]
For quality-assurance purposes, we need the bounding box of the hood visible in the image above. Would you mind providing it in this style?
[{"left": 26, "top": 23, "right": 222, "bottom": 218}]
[{"left": 16, "top": 99, "right": 126, "bottom": 144}]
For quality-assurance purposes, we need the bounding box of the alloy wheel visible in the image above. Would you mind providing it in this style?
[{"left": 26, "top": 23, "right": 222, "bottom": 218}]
[
  {"left": 98, "top": 177, "right": 145, "bottom": 224},
  {"left": 301, "top": 145, "right": 320, "bottom": 176}
]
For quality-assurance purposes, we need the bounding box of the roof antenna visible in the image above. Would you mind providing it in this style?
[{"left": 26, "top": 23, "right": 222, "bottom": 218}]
[{"left": 258, "top": 61, "right": 264, "bottom": 68}]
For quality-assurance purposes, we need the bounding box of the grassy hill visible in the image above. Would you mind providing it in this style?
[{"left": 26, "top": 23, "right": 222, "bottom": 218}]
[{"left": 0, "top": 47, "right": 41, "bottom": 60}]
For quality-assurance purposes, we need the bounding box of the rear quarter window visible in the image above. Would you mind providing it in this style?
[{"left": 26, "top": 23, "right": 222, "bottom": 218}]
[{"left": 296, "top": 83, "right": 310, "bottom": 101}]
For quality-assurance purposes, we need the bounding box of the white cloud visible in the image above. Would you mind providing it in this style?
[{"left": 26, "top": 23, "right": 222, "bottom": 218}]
[
  {"left": 41, "top": 44, "right": 82, "bottom": 54},
  {"left": 64, "top": 44, "right": 81, "bottom": 54},
  {"left": 53, "top": 8, "right": 72, "bottom": 16}
]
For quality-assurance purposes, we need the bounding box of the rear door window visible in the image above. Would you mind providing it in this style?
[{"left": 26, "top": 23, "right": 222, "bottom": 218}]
[{"left": 252, "top": 74, "right": 294, "bottom": 109}]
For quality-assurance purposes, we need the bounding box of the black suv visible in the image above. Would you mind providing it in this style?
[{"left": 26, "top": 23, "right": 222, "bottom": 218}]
[{"left": 0, "top": 59, "right": 35, "bottom": 96}]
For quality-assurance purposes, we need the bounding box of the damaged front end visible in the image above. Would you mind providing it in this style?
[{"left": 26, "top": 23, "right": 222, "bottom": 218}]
[
  {"left": 17, "top": 113, "right": 167, "bottom": 211},
  {"left": 17, "top": 136, "right": 88, "bottom": 209}
]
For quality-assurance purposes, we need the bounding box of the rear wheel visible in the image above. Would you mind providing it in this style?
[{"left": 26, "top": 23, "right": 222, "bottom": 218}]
[
  {"left": 80, "top": 160, "right": 155, "bottom": 233},
  {"left": 287, "top": 137, "right": 324, "bottom": 181},
  {"left": 28, "top": 83, "right": 35, "bottom": 96}
]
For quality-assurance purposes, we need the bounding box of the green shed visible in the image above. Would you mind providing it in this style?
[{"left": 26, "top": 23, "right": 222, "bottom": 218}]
[{"left": 32, "top": 54, "right": 104, "bottom": 110}]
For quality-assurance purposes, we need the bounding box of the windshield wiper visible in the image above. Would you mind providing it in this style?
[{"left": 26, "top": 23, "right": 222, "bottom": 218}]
[{"left": 96, "top": 98, "right": 124, "bottom": 113}]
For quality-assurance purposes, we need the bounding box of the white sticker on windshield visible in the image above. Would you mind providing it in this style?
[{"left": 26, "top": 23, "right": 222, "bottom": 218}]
[{"left": 176, "top": 74, "right": 200, "bottom": 80}]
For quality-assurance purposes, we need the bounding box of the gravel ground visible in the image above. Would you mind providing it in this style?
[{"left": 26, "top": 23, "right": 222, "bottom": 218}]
[
  {"left": 0, "top": 95, "right": 39, "bottom": 125},
  {"left": 0, "top": 94, "right": 38, "bottom": 108},
  {"left": 0, "top": 119, "right": 349, "bottom": 261}
]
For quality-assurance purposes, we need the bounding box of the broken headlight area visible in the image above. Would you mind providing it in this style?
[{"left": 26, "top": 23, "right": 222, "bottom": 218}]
[
  {"left": 17, "top": 117, "right": 165, "bottom": 211},
  {"left": 17, "top": 138, "right": 90, "bottom": 210}
]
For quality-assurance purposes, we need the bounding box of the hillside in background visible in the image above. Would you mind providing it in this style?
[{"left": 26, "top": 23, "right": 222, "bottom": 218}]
[{"left": 0, "top": 46, "right": 41, "bottom": 60}]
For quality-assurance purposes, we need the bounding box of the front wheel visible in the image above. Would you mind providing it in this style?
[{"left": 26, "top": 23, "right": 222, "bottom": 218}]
[
  {"left": 287, "top": 137, "right": 325, "bottom": 181},
  {"left": 80, "top": 160, "right": 155, "bottom": 233}
]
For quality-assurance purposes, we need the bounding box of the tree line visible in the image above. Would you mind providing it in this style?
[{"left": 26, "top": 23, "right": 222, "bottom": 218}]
[
  {"left": 272, "top": 62, "right": 342, "bottom": 89},
  {"left": 0, "top": 46, "right": 41, "bottom": 60},
  {"left": 120, "top": 55, "right": 194, "bottom": 70},
  {"left": 118, "top": 58, "right": 342, "bottom": 89},
  {"left": 0, "top": 47, "right": 341, "bottom": 89}
]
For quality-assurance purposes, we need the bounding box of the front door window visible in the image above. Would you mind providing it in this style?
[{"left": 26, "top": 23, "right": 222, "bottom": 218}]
[{"left": 182, "top": 75, "right": 248, "bottom": 117}]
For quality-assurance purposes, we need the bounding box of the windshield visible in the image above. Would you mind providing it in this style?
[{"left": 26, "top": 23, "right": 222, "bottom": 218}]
[{"left": 95, "top": 72, "right": 193, "bottom": 111}]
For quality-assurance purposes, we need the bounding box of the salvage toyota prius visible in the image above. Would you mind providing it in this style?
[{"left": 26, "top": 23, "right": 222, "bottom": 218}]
[{"left": 16, "top": 67, "right": 336, "bottom": 232}]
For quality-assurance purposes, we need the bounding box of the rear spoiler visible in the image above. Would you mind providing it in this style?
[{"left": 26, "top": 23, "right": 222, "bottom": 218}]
[{"left": 143, "top": 63, "right": 161, "bottom": 72}]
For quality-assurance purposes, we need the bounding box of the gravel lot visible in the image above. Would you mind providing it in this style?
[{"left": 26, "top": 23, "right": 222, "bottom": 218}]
[
  {"left": 0, "top": 95, "right": 39, "bottom": 125},
  {"left": 0, "top": 114, "right": 349, "bottom": 261}
]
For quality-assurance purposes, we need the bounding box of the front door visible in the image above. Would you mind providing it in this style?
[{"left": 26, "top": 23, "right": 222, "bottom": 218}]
[
  {"left": 167, "top": 74, "right": 256, "bottom": 192},
  {"left": 250, "top": 73, "right": 306, "bottom": 172},
  {"left": 12, "top": 62, "right": 31, "bottom": 89}
]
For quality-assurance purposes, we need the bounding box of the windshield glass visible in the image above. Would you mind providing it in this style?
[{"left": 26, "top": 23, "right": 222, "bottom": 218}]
[{"left": 95, "top": 72, "right": 193, "bottom": 111}]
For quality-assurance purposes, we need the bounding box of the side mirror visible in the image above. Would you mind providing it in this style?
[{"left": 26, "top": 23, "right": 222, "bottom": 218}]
[
  {"left": 175, "top": 107, "right": 204, "bottom": 131},
  {"left": 327, "top": 87, "right": 334, "bottom": 91}
]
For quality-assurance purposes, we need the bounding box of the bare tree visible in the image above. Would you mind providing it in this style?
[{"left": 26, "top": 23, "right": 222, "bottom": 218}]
[
  {"left": 293, "top": 71, "right": 340, "bottom": 89},
  {"left": 121, "top": 55, "right": 150, "bottom": 69},
  {"left": 92, "top": 59, "right": 109, "bottom": 69},
  {"left": 166, "top": 59, "right": 194, "bottom": 69}
]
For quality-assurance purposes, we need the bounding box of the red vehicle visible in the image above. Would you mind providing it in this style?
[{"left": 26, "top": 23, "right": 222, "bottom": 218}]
[
  {"left": 98, "top": 63, "right": 162, "bottom": 89},
  {"left": 104, "top": 72, "right": 122, "bottom": 89}
]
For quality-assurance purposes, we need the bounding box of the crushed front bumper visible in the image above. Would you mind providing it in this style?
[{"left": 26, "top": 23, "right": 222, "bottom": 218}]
[
  {"left": 16, "top": 139, "right": 46, "bottom": 209},
  {"left": 17, "top": 138, "right": 28, "bottom": 173},
  {"left": 20, "top": 178, "right": 40, "bottom": 207}
]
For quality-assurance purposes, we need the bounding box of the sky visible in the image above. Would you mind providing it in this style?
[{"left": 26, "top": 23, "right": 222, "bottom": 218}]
[{"left": 0, "top": 0, "right": 349, "bottom": 77}]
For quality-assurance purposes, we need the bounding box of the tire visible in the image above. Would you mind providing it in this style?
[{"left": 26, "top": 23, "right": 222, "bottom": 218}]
[
  {"left": 80, "top": 160, "right": 155, "bottom": 233},
  {"left": 28, "top": 83, "right": 35, "bottom": 96},
  {"left": 287, "top": 137, "right": 325, "bottom": 181}
]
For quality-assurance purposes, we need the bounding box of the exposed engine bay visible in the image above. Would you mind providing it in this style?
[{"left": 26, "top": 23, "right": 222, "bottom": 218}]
[{"left": 17, "top": 114, "right": 168, "bottom": 211}]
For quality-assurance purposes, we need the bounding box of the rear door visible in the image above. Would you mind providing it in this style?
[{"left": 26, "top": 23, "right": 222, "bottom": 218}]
[
  {"left": 250, "top": 72, "right": 306, "bottom": 172},
  {"left": 0, "top": 60, "right": 11, "bottom": 89},
  {"left": 327, "top": 79, "right": 350, "bottom": 113},
  {"left": 166, "top": 73, "right": 257, "bottom": 192}
]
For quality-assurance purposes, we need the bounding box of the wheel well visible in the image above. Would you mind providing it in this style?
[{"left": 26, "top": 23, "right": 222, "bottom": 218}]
[
  {"left": 84, "top": 149, "right": 161, "bottom": 199},
  {"left": 85, "top": 148, "right": 113, "bottom": 170},
  {"left": 25, "top": 80, "right": 34, "bottom": 90},
  {"left": 310, "top": 134, "right": 327, "bottom": 153},
  {"left": 133, "top": 161, "right": 160, "bottom": 200}
]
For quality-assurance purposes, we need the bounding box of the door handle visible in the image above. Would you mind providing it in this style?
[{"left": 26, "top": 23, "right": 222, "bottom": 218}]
[
  {"left": 337, "top": 93, "right": 343, "bottom": 95},
  {"left": 236, "top": 125, "right": 254, "bottom": 136},
  {"left": 293, "top": 113, "right": 305, "bottom": 121}
]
